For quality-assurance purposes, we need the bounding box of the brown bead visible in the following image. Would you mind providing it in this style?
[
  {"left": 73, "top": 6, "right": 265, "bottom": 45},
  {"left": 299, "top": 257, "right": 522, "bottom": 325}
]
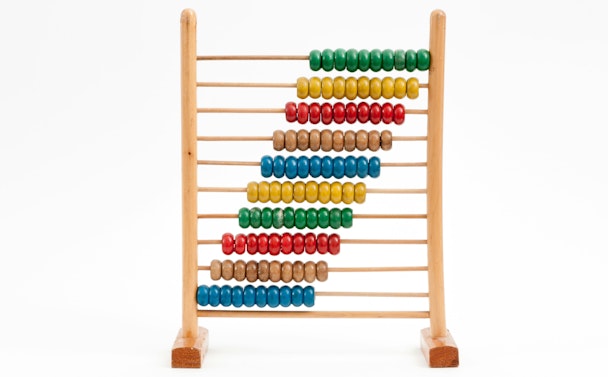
[
  {"left": 269, "top": 260, "right": 281, "bottom": 282},
  {"left": 344, "top": 130, "right": 356, "bottom": 152},
  {"left": 297, "top": 129, "right": 309, "bottom": 151},
  {"left": 221, "top": 260, "right": 234, "bottom": 280},
  {"left": 281, "top": 261, "right": 293, "bottom": 283},
  {"left": 292, "top": 261, "right": 305, "bottom": 282},
  {"left": 210, "top": 259, "right": 222, "bottom": 281},
  {"left": 332, "top": 130, "right": 344, "bottom": 152},
  {"left": 368, "top": 130, "right": 381, "bottom": 152},
  {"left": 233, "top": 260, "right": 246, "bottom": 281},
  {"left": 380, "top": 130, "right": 393, "bottom": 151},
  {"left": 285, "top": 129, "right": 297, "bottom": 152},
  {"left": 309, "top": 129, "right": 321, "bottom": 151},
  {"left": 273, "top": 130, "right": 285, "bottom": 151},
  {"left": 320, "top": 129, "right": 333, "bottom": 152},
  {"left": 304, "top": 261, "right": 316, "bottom": 283},
  {"left": 316, "top": 261, "right": 328, "bottom": 282},
  {"left": 258, "top": 260, "right": 270, "bottom": 282},
  {"left": 356, "top": 130, "right": 368, "bottom": 151},
  {"left": 246, "top": 260, "right": 258, "bottom": 282}
]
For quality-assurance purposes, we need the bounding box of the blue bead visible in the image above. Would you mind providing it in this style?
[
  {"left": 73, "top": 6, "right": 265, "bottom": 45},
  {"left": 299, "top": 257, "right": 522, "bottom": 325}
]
[
  {"left": 279, "top": 286, "right": 291, "bottom": 307},
  {"left": 267, "top": 286, "right": 280, "bottom": 308},
  {"left": 232, "top": 286, "right": 244, "bottom": 308},
  {"left": 321, "top": 156, "right": 333, "bottom": 178},
  {"left": 196, "top": 285, "right": 210, "bottom": 306},
  {"left": 303, "top": 286, "right": 315, "bottom": 307},
  {"left": 357, "top": 156, "right": 369, "bottom": 178},
  {"left": 309, "top": 156, "right": 322, "bottom": 178},
  {"left": 273, "top": 156, "right": 285, "bottom": 178},
  {"left": 369, "top": 157, "right": 381, "bottom": 178},
  {"left": 255, "top": 286, "right": 268, "bottom": 307},
  {"left": 285, "top": 156, "right": 298, "bottom": 179},
  {"left": 208, "top": 285, "right": 221, "bottom": 307},
  {"left": 220, "top": 285, "right": 232, "bottom": 307},
  {"left": 243, "top": 285, "right": 256, "bottom": 307},
  {"left": 260, "top": 155, "right": 273, "bottom": 178},
  {"left": 333, "top": 157, "right": 345, "bottom": 179},
  {"left": 297, "top": 156, "right": 310, "bottom": 178},
  {"left": 291, "top": 285, "right": 304, "bottom": 307},
  {"left": 344, "top": 156, "right": 357, "bottom": 178}
]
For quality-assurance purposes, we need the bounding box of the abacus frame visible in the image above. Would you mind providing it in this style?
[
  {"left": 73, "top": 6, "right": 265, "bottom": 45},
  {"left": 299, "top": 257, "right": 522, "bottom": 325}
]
[{"left": 171, "top": 8, "right": 458, "bottom": 368}]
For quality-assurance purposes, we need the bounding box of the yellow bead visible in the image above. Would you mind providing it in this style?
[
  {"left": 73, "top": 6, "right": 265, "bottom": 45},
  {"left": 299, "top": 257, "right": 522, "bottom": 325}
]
[
  {"left": 246, "top": 181, "right": 258, "bottom": 203},
  {"left": 305, "top": 181, "right": 319, "bottom": 203},
  {"left": 342, "top": 182, "right": 355, "bottom": 204},
  {"left": 381, "top": 77, "right": 395, "bottom": 99},
  {"left": 318, "top": 182, "right": 331, "bottom": 204},
  {"left": 296, "top": 77, "right": 309, "bottom": 99},
  {"left": 330, "top": 182, "right": 342, "bottom": 204},
  {"left": 354, "top": 182, "right": 366, "bottom": 203},
  {"left": 293, "top": 181, "right": 306, "bottom": 203},
  {"left": 394, "top": 78, "right": 406, "bottom": 99},
  {"left": 258, "top": 181, "right": 270, "bottom": 203},
  {"left": 369, "top": 78, "right": 382, "bottom": 100},
  {"left": 345, "top": 77, "right": 358, "bottom": 100},
  {"left": 309, "top": 77, "right": 321, "bottom": 99},
  {"left": 406, "top": 77, "right": 419, "bottom": 99},
  {"left": 269, "top": 181, "right": 282, "bottom": 203},
  {"left": 357, "top": 76, "right": 370, "bottom": 99},
  {"left": 281, "top": 181, "right": 293, "bottom": 203},
  {"left": 321, "top": 77, "right": 333, "bottom": 99},
  {"left": 333, "top": 76, "right": 345, "bottom": 99}
]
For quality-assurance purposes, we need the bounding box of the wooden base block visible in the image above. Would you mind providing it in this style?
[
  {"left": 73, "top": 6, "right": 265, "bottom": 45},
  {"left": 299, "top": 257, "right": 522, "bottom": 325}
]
[
  {"left": 171, "top": 327, "right": 209, "bottom": 368},
  {"left": 420, "top": 327, "right": 459, "bottom": 367}
]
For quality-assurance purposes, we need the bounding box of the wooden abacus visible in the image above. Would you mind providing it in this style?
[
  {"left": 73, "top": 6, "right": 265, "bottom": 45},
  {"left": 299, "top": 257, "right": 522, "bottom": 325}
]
[{"left": 171, "top": 8, "right": 459, "bottom": 368}]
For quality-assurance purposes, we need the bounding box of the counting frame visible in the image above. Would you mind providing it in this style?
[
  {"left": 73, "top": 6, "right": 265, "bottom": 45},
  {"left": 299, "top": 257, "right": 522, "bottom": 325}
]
[{"left": 171, "top": 8, "right": 459, "bottom": 368}]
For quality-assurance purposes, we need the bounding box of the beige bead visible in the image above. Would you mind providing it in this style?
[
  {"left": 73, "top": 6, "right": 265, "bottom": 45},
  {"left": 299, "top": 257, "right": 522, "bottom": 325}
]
[
  {"left": 344, "top": 130, "right": 356, "bottom": 152},
  {"left": 292, "top": 261, "right": 304, "bottom": 282},
  {"left": 233, "top": 260, "right": 246, "bottom": 281},
  {"left": 297, "top": 129, "right": 309, "bottom": 151},
  {"left": 285, "top": 129, "right": 297, "bottom": 152},
  {"left": 273, "top": 130, "right": 285, "bottom": 151},
  {"left": 332, "top": 130, "right": 344, "bottom": 152},
  {"left": 281, "top": 261, "right": 293, "bottom": 283},
  {"left": 368, "top": 130, "right": 381, "bottom": 152},
  {"left": 316, "top": 261, "right": 328, "bottom": 282},
  {"left": 269, "top": 260, "right": 281, "bottom": 282},
  {"left": 258, "top": 260, "right": 270, "bottom": 282},
  {"left": 304, "top": 261, "right": 316, "bottom": 283},
  {"left": 246, "top": 260, "right": 258, "bottom": 282},
  {"left": 210, "top": 259, "right": 222, "bottom": 281},
  {"left": 380, "top": 130, "right": 393, "bottom": 151},
  {"left": 320, "top": 129, "right": 333, "bottom": 152},
  {"left": 221, "top": 260, "right": 234, "bottom": 280},
  {"left": 356, "top": 130, "right": 368, "bottom": 151},
  {"left": 309, "top": 129, "right": 321, "bottom": 151}
]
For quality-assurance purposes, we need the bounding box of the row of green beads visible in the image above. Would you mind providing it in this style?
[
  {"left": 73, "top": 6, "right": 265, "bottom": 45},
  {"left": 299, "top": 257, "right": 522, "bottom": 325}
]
[
  {"left": 238, "top": 207, "right": 353, "bottom": 230},
  {"left": 309, "top": 48, "right": 430, "bottom": 72}
]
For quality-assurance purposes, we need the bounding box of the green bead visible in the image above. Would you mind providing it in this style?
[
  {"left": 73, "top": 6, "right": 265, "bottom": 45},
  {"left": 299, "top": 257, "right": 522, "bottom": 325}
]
[
  {"left": 322, "top": 49, "right": 334, "bottom": 71},
  {"left": 283, "top": 207, "right": 295, "bottom": 228},
  {"left": 250, "top": 207, "right": 262, "bottom": 228},
  {"left": 272, "top": 208, "right": 284, "bottom": 229},
  {"left": 334, "top": 48, "right": 346, "bottom": 71},
  {"left": 238, "top": 207, "right": 250, "bottom": 228},
  {"left": 405, "top": 49, "right": 417, "bottom": 72},
  {"left": 346, "top": 48, "right": 359, "bottom": 72},
  {"left": 370, "top": 49, "right": 382, "bottom": 72},
  {"left": 309, "top": 50, "right": 321, "bottom": 71},
  {"left": 358, "top": 49, "right": 370, "bottom": 71},
  {"left": 295, "top": 208, "right": 307, "bottom": 229},
  {"left": 329, "top": 208, "right": 342, "bottom": 229},
  {"left": 417, "top": 49, "right": 430, "bottom": 70},
  {"left": 317, "top": 208, "right": 330, "bottom": 229},
  {"left": 306, "top": 208, "right": 318, "bottom": 229},
  {"left": 341, "top": 208, "right": 353, "bottom": 228},
  {"left": 261, "top": 207, "right": 273, "bottom": 229},
  {"left": 394, "top": 49, "right": 406, "bottom": 70},
  {"left": 382, "top": 49, "right": 394, "bottom": 71}
]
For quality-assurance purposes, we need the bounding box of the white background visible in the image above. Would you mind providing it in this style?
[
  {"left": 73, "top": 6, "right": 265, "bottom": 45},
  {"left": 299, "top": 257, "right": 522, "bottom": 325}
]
[{"left": 1, "top": 0, "right": 607, "bottom": 376}]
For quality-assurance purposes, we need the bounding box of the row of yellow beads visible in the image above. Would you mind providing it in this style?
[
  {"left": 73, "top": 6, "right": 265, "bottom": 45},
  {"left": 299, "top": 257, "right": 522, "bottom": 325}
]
[
  {"left": 247, "top": 181, "right": 366, "bottom": 204},
  {"left": 296, "top": 76, "right": 419, "bottom": 100}
]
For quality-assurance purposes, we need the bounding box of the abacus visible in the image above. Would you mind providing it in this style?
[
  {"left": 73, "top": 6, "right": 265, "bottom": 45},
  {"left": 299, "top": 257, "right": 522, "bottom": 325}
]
[{"left": 171, "top": 8, "right": 459, "bottom": 368}]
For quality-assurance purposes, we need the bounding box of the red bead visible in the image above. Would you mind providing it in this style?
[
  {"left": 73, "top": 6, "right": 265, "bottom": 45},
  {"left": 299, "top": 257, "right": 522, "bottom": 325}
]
[
  {"left": 246, "top": 233, "right": 258, "bottom": 254},
  {"left": 345, "top": 103, "right": 357, "bottom": 123},
  {"left": 268, "top": 233, "right": 281, "bottom": 255},
  {"left": 285, "top": 102, "right": 297, "bottom": 122},
  {"left": 257, "top": 233, "right": 269, "bottom": 254},
  {"left": 393, "top": 104, "right": 405, "bottom": 125},
  {"left": 221, "top": 233, "right": 234, "bottom": 255},
  {"left": 369, "top": 103, "right": 382, "bottom": 124},
  {"left": 333, "top": 102, "right": 345, "bottom": 124},
  {"left": 281, "top": 233, "right": 293, "bottom": 254},
  {"left": 321, "top": 103, "right": 333, "bottom": 125},
  {"left": 317, "top": 233, "right": 329, "bottom": 254},
  {"left": 381, "top": 103, "right": 393, "bottom": 124},
  {"left": 293, "top": 233, "right": 305, "bottom": 254},
  {"left": 328, "top": 234, "right": 340, "bottom": 255},
  {"left": 304, "top": 233, "right": 317, "bottom": 254},
  {"left": 309, "top": 103, "right": 321, "bottom": 124},
  {"left": 297, "top": 102, "right": 309, "bottom": 124},
  {"left": 234, "top": 233, "right": 247, "bottom": 254},
  {"left": 358, "top": 102, "right": 370, "bottom": 123}
]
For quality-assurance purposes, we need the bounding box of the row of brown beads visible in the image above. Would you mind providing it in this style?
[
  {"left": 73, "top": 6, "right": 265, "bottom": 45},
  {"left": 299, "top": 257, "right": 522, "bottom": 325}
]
[
  {"left": 273, "top": 129, "right": 392, "bottom": 152},
  {"left": 210, "top": 259, "right": 328, "bottom": 283}
]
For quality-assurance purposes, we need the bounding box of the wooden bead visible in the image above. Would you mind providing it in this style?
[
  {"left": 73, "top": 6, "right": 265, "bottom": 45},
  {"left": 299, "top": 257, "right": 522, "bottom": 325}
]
[
  {"left": 258, "top": 181, "right": 270, "bottom": 203},
  {"left": 269, "top": 181, "right": 281, "bottom": 203},
  {"left": 342, "top": 182, "right": 355, "bottom": 204},
  {"left": 285, "top": 102, "right": 297, "bottom": 122},
  {"left": 345, "top": 103, "right": 358, "bottom": 124},
  {"left": 333, "top": 76, "right": 346, "bottom": 99},
  {"left": 333, "top": 130, "right": 344, "bottom": 152},
  {"left": 297, "top": 129, "right": 309, "bottom": 151},
  {"left": 320, "top": 129, "right": 333, "bottom": 152},
  {"left": 233, "top": 260, "right": 246, "bottom": 281},
  {"left": 281, "top": 181, "right": 293, "bottom": 203},
  {"left": 345, "top": 77, "right": 358, "bottom": 100},
  {"left": 309, "top": 76, "right": 321, "bottom": 98},
  {"left": 317, "top": 233, "right": 329, "bottom": 254},
  {"left": 416, "top": 49, "right": 431, "bottom": 71},
  {"left": 309, "top": 50, "right": 321, "bottom": 71},
  {"left": 357, "top": 102, "right": 370, "bottom": 123},
  {"left": 281, "top": 261, "right": 293, "bottom": 283},
  {"left": 370, "top": 49, "right": 382, "bottom": 72},
  {"left": 321, "top": 103, "right": 332, "bottom": 125},
  {"left": 309, "top": 103, "right": 321, "bottom": 124},
  {"left": 394, "top": 104, "right": 405, "bottom": 125},
  {"left": 257, "top": 233, "right": 269, "bottom": 254},
  {"left": 285, "top": 129, "right": 297, "bottom": 152},
  {"left": 328, "top": 234, "right": 340, "bottom": 254},
  {"left": 369, "top": 77, "right": 382, "bottom": 100},
  {"left": 382, "top": 103, "right": 393, "bottom": 124},
  {"left": 321, "top": 77, "right": 333, "bottom": 99},
  {"left": 356, "top": 130, "right": 368, "bottom": 151},
  {"left": 297, "top": 102, "right": 309, "bottom": 124},
  {"left": 268, "top": 233, "right": 281, "bottom": 255},
  {"left": 292, "top": 261, "right": 305, "bottom": 282},
  {"left": 221, "top": 260, "right": 234, "bottom": 280},
  {"left": 210, "top": 259, "right": 222, "bottom": 280},
  {"left": 380, "top": 130, "right": 393, "bottom": 151},
  {"left": 293, "top": 181, "right": 306, "bottom": 203},
  {"left": 273, "top": 130, "right": 285, "bottom": 151},
  {"left": 348, "top": 48, "right": 360, "bottom": 71},
  {"left": 246, "top": 182, "right": 258, "bottom": 203},
  {"left": 258, "top": 260, "right": 270, "bottom": 282},
  {"left": 269, "top": 260, "right": 281, "bottom": 282},
  {"left": 222, "top": 232, "right": 234, "bottom": 254},
  {"left": 368, "top": 130, "right": 381, "bottom": 151},
  {"left": 406, "top": 77, "right": 419, "bottom": 99},
  {"left": 309, "top": 129, "right": 321, "bottom": 151},
  {"left": 304, "top": 233, "right": 317, "bottom": 254},
  {"left": 234, "top": 233, "right": 247, "bottom": 254},
  {"left": 322, "top": 49, "right": 334, "bottom": 71},
  {"left": 330, "top": 182, "right": 342, "bottom": 204},
  {"left": 354, "top": 182, "right": 366, "bottom": 203},
  {"left": 246, "top": 260, "right": 258, "bottom": 282},
  {"left": 304, "top": 261, "right": 316, "bottom": 283},
  {"left": 370, "top": 103, "right": 382, "bottom": 124},
  {"left": 382, "top": 49, "right": 394, "bottom": 71},
  {"left": 316, "top": 261, "right": 328, "bottom": 282},
  {"left": 296, "top": 77, "right": 308, "bottom": 99},
  {"left": 293, "top": 233, "right": 305, "bottom": 254},
  {"left": 305, "top": 181, "right": 318, "bottom": 203},
  {"left": 333, "top": 102, "right": 345, "bottom": 124},
  {"left": 344, "top": 130, "right": 356, "bottom": 152},
  {"left": 394, "top": 77, "right": 406, "bottom": 99},
  {"left": 382, "top": 77, "right": 395, "bottom": 99},
  {"left": 357, "top": 76, "right": 370, "bottom": 99},
  {"left": 334, "top": 48, "right": 346, "bottom": 70},
  {"left": 318, "top": 181, "right": 331, "bottom": 204}
]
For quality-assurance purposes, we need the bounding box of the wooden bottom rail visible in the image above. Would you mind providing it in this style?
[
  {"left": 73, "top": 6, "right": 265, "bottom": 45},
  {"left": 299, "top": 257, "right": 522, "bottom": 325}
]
[{"left": 197, "top": 310, "right": 430, "bottom": 319}]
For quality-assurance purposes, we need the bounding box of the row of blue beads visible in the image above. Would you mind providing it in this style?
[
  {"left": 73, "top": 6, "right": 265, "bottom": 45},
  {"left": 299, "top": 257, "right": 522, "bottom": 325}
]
[
  {"left": 197, "top": 284, "right": 315, "bottom": 308},
  {"left": 261, "top": 155, "right": 380, "bottom": 179}
]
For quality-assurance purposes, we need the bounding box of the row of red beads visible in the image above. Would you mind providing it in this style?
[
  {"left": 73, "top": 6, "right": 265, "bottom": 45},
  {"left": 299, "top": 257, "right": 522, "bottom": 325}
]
[
  {"left": 222, "top": 232, "right": 340, "bottom": 255},
  {"left": 285, "top": 102, "right": 405, "bottom": 125}
]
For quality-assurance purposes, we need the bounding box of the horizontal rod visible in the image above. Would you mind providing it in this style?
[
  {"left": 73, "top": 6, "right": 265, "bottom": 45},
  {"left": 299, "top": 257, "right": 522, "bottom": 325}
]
[
  {"left": 197, "top": 239, "right": 426, "bottom": 245},
  {"left": 198, "top": 108, "right": 428, "bottom": 115},
  {"left": 317, "top": 291, "right": 428, "bottom": 298},
  {"left": 197, "top": 81, "right": 429, "bottom": 89},
  {"left": 197, "top": 310, "right": 430, "bottom": 319},
  {"left": 196, "top": 135, "right": 427, "bottom": 142},
  {"left": 198, "top": 55, "right": 309, "bottom": 61},
  {"left": 197, "top": 213, "right": 427, "bottom": 219},
  {"left": 197, "top": 159, "right": 426, "bottom": 168},
  {"left": 197, "top": 265, "right": 427, "bottom": 272},
  {"left": 197, "top": 187, "right": 426, "bottom": 194}
]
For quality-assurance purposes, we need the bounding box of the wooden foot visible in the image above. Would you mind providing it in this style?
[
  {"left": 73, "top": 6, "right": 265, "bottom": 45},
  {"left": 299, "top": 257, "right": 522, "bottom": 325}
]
[
  {"left": 171, "top": 327, "right": 209, "bottom": 368},
  {"left": 420, "top": 327, "right": 459, "bottom": 367}
]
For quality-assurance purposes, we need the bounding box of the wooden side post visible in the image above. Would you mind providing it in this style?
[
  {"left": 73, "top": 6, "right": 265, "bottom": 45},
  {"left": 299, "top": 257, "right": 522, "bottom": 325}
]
[
  {"left": 420, "top": 9, "right": 459, "bottom": 368},
  {"left": 172, "top": 8, "right": 208, "bottom": 368}
]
